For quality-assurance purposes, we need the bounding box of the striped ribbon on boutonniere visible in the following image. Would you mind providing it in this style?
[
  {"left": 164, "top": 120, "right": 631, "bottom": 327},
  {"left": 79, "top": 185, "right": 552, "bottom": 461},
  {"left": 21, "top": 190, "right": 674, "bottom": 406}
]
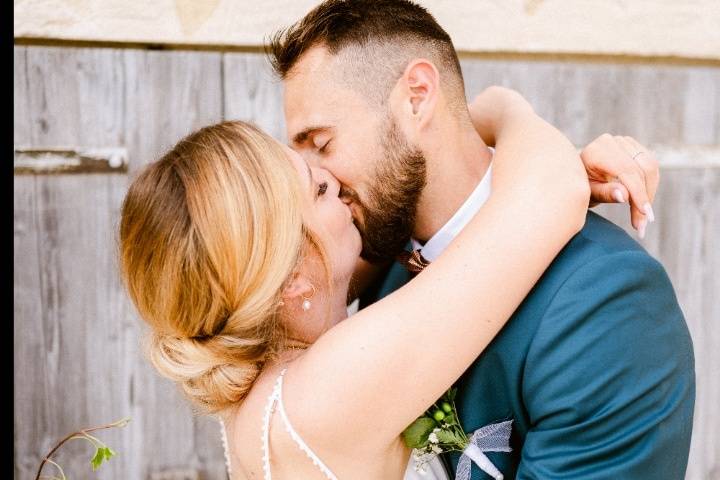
[
  {"left": 455, "top": 420, "right": 513, "bottom": 480},
  {"left": 402, "top": 388, "right": 512, "bottom": 479}
]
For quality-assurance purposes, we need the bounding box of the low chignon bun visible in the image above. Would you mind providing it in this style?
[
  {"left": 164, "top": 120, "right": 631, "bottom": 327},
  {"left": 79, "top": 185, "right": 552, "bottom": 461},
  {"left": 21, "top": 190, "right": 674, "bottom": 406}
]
[{"left": 119, "top": 121, "right": 307, "bottom": 413}]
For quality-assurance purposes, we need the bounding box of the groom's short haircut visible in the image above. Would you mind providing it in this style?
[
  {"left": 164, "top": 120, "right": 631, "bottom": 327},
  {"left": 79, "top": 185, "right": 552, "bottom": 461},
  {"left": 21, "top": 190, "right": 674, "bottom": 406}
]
[{"left": 268, "top": 0, "right": 467, "bottom": 110}]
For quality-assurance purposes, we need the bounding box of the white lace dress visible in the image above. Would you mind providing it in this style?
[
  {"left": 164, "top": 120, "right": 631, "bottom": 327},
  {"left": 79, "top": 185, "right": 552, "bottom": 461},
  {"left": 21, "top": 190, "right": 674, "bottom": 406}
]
[{"left": 219, "top": 368, "right": 450, "bottom": 480}]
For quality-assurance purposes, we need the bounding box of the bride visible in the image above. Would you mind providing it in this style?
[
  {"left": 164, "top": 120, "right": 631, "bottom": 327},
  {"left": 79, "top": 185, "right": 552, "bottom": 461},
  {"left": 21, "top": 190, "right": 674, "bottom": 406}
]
[{"left": 118, "top": 88, "right": 649, "bottom": 479}]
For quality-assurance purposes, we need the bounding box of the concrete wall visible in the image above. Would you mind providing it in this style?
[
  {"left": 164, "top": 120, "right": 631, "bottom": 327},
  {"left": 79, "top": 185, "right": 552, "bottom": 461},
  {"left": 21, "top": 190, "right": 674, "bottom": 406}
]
[{"left": 14, "top": 0, "right": 720, "bottom": 60}]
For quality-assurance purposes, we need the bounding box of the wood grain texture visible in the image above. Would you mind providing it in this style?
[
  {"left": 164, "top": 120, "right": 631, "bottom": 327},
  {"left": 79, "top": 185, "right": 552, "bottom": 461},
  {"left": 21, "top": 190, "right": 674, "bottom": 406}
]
[
  {"left": 458, "top": 58, "right": 718, "bottom": 148},
  {"left": 15, "top": 45, "right": 134, "bottom": 480},
  {"left": 13, "top": 46, "right": 227, "bottom": 480},
  {"left": 222, "top": 52, "right": 287, "bottom": 142},
  {"left": 121, "top": 48, "right": 227, "bottom": 480},
  {"left": 14, "top": 46, "right": 719, "bottom": 479}
]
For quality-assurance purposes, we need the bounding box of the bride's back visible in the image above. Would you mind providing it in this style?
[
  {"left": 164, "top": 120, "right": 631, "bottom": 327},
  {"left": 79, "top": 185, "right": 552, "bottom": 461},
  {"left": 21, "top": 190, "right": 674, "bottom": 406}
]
[{"left": 226, "top": 360, "right": 411, "bottom": 480}]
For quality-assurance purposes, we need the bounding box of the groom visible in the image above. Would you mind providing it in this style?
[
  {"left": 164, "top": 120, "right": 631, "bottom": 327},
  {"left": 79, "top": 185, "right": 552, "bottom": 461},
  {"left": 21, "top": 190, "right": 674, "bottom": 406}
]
[{"left": 269, "top": 0, "right": 695, "bottom": 478}]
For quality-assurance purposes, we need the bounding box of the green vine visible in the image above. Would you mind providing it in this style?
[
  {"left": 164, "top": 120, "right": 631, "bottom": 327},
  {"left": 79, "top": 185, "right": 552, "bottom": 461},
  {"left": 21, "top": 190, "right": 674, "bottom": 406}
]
[{"left": 34, "top": 417, "right": 130, "bottom": 480}]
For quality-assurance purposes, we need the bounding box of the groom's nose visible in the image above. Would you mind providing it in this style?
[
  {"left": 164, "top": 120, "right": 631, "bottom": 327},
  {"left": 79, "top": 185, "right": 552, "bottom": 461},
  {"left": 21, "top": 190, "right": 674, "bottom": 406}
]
[{"left": 297, "top": 148, "right": 320, "bottom": 168}]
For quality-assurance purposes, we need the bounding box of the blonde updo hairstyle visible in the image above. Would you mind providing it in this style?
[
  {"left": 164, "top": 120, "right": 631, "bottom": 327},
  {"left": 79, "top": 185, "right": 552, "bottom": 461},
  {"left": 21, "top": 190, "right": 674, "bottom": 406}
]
[{"left": 119, "top": 121, "right": 326, "bottom": 413}]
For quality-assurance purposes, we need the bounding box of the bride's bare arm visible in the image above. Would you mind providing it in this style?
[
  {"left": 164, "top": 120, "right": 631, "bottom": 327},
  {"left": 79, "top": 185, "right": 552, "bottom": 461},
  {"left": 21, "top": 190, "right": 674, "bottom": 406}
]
[
  {"left": 287, "top": 91, "right": 590, "bottom": 452},
  {"left": 468, "top": 86, "right": 659, "bottom": 236}
]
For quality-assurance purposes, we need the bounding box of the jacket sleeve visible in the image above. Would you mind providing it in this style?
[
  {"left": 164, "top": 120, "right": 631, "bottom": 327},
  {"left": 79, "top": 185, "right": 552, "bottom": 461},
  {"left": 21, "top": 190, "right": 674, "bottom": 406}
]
[{"left": 517, "top": 250, "right": 695, "bottom": 479}]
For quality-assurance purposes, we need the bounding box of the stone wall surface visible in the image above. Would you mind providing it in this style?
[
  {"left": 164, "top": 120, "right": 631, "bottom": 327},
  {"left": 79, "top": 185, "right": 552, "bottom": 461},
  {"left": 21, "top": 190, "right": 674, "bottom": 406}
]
[{"left": 14, "top": 0, "right": 720, "bottom": 59}]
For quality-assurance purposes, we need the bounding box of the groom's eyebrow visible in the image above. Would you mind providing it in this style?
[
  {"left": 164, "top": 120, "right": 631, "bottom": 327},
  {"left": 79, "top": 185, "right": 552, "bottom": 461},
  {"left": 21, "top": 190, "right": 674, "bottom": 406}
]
[{"left": 292, "top": 125, "right": 331, "bottom": 146}]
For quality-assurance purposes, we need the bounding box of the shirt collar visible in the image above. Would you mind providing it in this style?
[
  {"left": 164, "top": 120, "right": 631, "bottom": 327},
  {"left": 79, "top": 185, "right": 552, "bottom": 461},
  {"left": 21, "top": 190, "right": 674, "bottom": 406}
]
[{"left": 411, "top": 149, "right": 493, "bottom": 262}]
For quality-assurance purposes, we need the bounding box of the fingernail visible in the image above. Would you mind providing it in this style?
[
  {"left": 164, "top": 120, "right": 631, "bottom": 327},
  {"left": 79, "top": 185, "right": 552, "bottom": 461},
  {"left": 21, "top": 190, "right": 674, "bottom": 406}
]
[
  {"left": 613, "top": 189, "right": 625, "bottom": 203},
  {"left": 638, "top": 218, "right": 647, "bottom": 239},
  {"left": 643, "top": 203, "right": 655, "bottom": 223}
]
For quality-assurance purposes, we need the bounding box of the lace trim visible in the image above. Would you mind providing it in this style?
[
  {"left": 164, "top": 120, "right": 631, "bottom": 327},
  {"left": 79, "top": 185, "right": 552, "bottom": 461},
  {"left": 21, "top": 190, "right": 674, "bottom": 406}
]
[
  {"left": 217, "top": 415, "right": 233, "bottom": 477},
  {"left": 261, "top": 368, "right": 338, "bottom": 480},
  {"left": 261, "top": 373, "right": 279, "bottom": 479}
]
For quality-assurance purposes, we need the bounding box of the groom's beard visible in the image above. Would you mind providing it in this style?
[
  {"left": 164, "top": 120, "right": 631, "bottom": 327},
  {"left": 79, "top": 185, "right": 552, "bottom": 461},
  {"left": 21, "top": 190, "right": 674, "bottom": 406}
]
[{"left": 348, "top": 117, "right": 427, "bottom": 264}]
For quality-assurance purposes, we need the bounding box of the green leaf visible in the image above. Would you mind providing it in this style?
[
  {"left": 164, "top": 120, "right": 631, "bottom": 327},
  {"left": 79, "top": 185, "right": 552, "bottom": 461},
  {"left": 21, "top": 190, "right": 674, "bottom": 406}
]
[
  {"left": 103, "top": 446, "right": 116, "bottom": 460},
  {"left": 442, "top": 413, "right": 457, "bottom": 426},
  {"left": 436, "top": 429, "right": 465, "bottom": 446},
  {"left": 445, "top": 388, "right": 457, "bottom": 403},
  {"left": 90, "top": 447, "right": 105, "bottom": 471},
  {"left": 402, "top": 417, "right": 437, "bottom": 449}
]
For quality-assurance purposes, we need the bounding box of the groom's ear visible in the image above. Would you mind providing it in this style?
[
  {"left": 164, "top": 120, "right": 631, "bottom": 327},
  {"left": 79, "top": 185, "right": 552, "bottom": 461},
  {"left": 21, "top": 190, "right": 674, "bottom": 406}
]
[{"left": 396, "top": 59, "right": 439, "bottom": 130}]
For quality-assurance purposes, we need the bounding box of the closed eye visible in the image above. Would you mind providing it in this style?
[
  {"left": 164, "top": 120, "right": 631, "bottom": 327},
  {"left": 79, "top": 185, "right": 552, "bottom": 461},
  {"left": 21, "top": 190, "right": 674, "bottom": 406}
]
[{"left": 318, "top": 140, "right": 331, "bottom": 154}]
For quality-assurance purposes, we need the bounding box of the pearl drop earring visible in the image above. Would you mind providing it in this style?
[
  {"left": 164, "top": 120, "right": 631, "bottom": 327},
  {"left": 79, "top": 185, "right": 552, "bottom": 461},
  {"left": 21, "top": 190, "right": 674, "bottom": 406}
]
[{"left": 301, "top": 284, "right": 316, "bottom": 312}]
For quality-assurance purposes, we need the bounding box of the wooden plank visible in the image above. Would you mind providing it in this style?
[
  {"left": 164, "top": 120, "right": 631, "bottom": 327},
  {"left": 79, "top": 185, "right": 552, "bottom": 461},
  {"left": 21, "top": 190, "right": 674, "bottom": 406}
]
[
  {"left": 653, "top": 146, "right": 720, "bottom": 169},
  {"left": 15, "top": 45, "right": 229, "bottom": 480},
  {"left": 149, "top": 469, "right": 200, "bottom": 480},
  {"left": 14, "top": 47, "right": 31, "bottom": 145},
  {"left": 222, "top": 52, "right": 287, "bottom": 143},
  {"left": 15, "top": 46, "right": 132, "bottom": 480},
  {"left": 14, "top": 175, "right": 48, "bottom": 478},
  {"left": 682, "top": 67, "right": 719, "bottom": 145},
  {"left": 123, "top": 49, "right": 224, "bottom": 173},
  {"left": 459, "top": 58, "right": 702, "bottom": 147}
]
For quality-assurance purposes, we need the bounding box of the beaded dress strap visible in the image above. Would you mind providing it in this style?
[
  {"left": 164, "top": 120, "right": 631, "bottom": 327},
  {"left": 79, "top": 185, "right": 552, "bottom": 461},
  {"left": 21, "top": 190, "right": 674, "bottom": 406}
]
[
  {"left": 261, "top": 368, "right": 338, "bottom": 480},
  {"left": 218, "top": 416, "right": 233, "bottom": 477}
]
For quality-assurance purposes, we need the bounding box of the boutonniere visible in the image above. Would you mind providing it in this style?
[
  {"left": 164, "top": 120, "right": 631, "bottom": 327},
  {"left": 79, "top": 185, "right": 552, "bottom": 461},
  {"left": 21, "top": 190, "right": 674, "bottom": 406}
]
[{"left": 402, "top": 387, "right": 512, "bottom": 480}]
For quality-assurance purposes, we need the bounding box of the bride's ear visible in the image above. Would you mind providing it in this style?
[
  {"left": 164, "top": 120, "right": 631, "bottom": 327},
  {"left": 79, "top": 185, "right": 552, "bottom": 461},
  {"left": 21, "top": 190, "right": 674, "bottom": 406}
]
[{"left": 281, "top": 273, "right": 315, "bottom": 303}]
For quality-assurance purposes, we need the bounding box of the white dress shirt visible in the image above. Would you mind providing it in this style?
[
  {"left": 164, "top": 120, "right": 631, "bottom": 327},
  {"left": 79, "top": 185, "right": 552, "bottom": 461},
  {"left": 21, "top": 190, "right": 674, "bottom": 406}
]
[{"left": 411, "top": 149, "right": 493, "bottom": 262}]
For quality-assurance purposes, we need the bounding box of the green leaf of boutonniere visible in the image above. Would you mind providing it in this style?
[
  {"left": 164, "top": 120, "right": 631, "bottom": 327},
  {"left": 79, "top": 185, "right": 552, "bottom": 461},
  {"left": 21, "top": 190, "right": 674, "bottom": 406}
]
[
  {"left": 442, "top": 413, "right": 457, "bottom": 426},
  {"left": 436, "top": 429, "right": 465, "bottom": 445},
  {"left": 445, "top": 387, "right": 457, "bottom": 402},
  {"left": 402, "top": 417, "right": 437, "bottom": 449}
]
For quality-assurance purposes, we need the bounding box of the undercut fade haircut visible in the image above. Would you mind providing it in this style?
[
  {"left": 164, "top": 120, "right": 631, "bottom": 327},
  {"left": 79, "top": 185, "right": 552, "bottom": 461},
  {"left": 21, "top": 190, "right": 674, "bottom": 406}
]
[{"left": 268, "top": 0, "right": 467, "bottom": 110}]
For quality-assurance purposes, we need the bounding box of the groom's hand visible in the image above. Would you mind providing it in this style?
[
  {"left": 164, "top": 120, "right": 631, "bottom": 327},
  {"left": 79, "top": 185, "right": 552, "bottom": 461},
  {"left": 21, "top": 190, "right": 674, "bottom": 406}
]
[{"left": 581, "top": 134, "right": 659, "bottom": 238}]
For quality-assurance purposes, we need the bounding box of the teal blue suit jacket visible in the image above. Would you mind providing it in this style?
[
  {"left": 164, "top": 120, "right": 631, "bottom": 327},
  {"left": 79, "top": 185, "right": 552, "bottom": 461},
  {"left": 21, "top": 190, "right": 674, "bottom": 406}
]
[{"left": 360, "top": 211, "right": 695, "bottom": 479}]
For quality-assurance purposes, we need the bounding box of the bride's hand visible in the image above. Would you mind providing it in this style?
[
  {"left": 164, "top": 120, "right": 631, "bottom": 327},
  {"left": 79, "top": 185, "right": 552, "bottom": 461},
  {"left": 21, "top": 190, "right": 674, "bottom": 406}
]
[
  {"left": 468, "top": 87, "right": 659, "bottom": 237},
  {"left": 580, "top": 134, "right": 659, "bottom": 238}
]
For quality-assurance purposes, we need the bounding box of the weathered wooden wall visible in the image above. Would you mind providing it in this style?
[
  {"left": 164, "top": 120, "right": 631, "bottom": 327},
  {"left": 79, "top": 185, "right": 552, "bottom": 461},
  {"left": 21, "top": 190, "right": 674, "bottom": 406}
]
[{"left": 14, "top": 45, "right": 719, "bottom": 479}]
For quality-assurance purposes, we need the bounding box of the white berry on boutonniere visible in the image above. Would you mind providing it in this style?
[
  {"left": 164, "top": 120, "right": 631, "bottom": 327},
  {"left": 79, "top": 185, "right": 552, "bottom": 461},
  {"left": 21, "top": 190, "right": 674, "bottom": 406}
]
[{"left": 402, "top": 387, "right": 513, "bottom": 480}]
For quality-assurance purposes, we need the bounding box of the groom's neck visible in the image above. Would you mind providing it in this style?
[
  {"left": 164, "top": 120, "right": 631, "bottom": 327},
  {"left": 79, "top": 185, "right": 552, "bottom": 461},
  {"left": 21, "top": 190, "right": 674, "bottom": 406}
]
[{"left": 412, "top": 116, "right": 492, "bottom": 243}]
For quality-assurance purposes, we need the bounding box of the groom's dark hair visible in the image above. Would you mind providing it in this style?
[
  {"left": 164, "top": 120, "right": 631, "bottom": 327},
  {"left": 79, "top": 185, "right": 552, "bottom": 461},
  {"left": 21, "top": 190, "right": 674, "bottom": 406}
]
[{"left": 268, "top": 0, "right": 467, "bottom": 109}]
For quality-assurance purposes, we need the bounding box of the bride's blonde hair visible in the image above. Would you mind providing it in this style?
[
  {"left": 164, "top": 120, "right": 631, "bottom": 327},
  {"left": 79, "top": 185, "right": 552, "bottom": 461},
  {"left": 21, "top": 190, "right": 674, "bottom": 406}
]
[{"left": 119, "top": 121, "right": 323, "bottom": 413}]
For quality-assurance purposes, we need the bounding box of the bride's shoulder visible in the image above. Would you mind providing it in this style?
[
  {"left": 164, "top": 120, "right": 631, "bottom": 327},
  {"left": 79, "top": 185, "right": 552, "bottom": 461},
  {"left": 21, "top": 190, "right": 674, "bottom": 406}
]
[{"left": 227, "top": 364, "right": 285, "bottom": 427}]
